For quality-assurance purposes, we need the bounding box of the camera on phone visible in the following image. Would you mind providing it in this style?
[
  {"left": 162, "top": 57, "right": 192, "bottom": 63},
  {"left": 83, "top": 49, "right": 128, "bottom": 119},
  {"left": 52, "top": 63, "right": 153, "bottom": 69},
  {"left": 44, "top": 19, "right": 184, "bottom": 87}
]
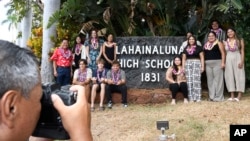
[{"left": 32, "top": 83, "right": 77, "bottom": 140}]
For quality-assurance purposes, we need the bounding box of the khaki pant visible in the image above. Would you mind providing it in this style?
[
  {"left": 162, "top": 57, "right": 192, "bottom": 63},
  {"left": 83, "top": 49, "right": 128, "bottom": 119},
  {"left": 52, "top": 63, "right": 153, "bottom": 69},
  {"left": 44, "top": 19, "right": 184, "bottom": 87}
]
[{"left": 205, "top": 60, "right": 224, "bottom": 101}]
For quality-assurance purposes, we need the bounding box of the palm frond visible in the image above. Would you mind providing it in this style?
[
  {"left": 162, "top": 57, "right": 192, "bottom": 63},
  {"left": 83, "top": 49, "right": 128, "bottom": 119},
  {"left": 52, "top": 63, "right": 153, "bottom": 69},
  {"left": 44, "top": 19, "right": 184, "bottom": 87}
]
[{"left": 231, "top": 0, "right": 243, "bottom": 10}]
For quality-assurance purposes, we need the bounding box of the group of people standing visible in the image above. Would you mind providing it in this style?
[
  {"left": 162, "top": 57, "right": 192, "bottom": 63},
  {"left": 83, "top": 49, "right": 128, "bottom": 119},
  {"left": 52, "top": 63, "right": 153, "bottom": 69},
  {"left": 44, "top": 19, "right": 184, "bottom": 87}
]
[
  {"left": 50, "top": 29, "right": 128, "bottom": 111},
  {"left": 167, "top": 20, "right": 245, "bottom": 104}
]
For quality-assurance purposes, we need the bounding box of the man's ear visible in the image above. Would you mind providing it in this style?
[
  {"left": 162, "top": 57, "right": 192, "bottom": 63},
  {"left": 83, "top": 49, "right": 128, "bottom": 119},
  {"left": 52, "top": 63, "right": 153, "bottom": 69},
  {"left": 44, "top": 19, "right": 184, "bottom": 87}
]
[{"left": 0, "top": 90, "right": 21, "bottom": 128}]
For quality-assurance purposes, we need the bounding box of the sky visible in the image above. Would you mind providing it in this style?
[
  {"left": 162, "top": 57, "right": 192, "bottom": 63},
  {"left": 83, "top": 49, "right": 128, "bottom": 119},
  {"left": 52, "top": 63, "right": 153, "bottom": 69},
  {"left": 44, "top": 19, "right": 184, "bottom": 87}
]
[{"left": 0, "top": 0, "right": 17, "bottom": 42}]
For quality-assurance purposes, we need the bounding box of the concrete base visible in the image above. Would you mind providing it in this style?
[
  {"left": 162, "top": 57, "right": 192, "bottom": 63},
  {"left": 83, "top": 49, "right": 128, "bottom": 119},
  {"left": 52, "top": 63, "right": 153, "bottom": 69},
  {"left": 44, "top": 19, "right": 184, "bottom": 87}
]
[{"left": 89, "top": 88, "right": 209, "bottom": 104}]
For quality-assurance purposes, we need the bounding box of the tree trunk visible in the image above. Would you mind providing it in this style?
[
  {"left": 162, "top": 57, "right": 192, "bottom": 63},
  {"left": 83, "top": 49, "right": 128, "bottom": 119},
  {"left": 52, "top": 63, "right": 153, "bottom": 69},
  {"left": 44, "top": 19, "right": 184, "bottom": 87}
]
[
  {"left": 16, "top": 23, "right": 22, "bottom": 46},
  {"left": 40, "top": 0, "right": 61, "bottom": 83},
  {"left": 20, "top": 1, "right": 32, "bottom": 48}
]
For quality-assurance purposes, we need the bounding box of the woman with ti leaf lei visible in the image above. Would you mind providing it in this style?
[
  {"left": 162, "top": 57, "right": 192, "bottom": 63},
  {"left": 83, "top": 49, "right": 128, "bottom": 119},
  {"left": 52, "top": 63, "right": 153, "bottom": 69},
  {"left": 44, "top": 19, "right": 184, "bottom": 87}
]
[
  {"left": 203, "top": 31, "right": 225, "bottom": 102},
  {"left": 182, "top": 35, "right": 204, "bottom": 103},
  {"left": 223, "top": 28, "right": 245, "bottom": 102},
  {"left": 166, "top": 56, "right": 188, "bottom": 105}
]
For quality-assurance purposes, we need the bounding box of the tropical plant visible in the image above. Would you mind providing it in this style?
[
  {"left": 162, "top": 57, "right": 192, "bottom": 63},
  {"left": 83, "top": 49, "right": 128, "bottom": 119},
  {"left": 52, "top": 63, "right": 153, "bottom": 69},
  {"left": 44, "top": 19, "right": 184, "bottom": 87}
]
[
  {"left": 215, "top": 0, "right": 250, "bottom": 83},
  {"left": 27, "top": 27, "right": 43, "bottom": 58},
  {"left": 2, "top": 0, "right": 43, "bottom": 39}
]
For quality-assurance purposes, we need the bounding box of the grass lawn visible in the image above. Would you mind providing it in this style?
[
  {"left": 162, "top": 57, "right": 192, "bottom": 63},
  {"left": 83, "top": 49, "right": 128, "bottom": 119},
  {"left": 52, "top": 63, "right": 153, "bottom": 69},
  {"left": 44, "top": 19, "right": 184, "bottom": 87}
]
[{"left": 91, "top": 92, "right": 250, "bottom": 141}]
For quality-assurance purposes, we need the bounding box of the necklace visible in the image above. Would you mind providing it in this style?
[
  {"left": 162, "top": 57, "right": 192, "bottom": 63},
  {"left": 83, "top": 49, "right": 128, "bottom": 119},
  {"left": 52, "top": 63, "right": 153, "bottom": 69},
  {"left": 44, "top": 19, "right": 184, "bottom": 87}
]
[
  {"left": 204, "top": 40, "right": 218, "bottom": 50},
  {"left": 211, "top": 28, "right": 222, "bottom": 36},
  {"left": 97, "top": 69, "right": 106, "bottom": 82},
  {"left": 78, "top": 69, "right": 87, "bottom": 82},
  {"left": 59, "top": 47, "right": 71, "bottom": 59},
  {"left": 186, "top": 45, "right": 196, "bottom": 55},
  {"left": 226, "top": 39, "right": 237, "bottom": 52},
  {"left": 172, "top": 68, "right": 184, "bottom": 75},
  {"left": 91, "top": 38, "right": 98, "bottom": 49},
  {"left": 75, "top": 44, "right": 81, "bottom": 55},
  {"left": 112, "top": 70, "right": 120, "bottom": 84}
]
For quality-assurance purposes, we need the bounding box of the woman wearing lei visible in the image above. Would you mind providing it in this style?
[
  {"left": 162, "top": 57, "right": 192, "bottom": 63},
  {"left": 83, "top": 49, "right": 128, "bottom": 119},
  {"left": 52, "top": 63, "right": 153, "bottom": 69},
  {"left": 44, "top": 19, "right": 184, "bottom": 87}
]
[
  {"left": 204, "top": 31, "right": 225, "bottom": 102},
  {"left": 90, "top": 59, "right": 108, "bottom": 111},
  {"left": 85, "top": 29, "right": 103, "bottom": 74},
  {"left": 166, "top": 56, "right": 188, "bottom": 105},
  {"left": 72, "top": 36, "right": 85, "bottom": 72},
  {"left": 72, "top": 59, "right": 92, "bottom": 99},
  {"left": 182, "top": 35, "right": 204, "bottom": 102},
  {"left": 102, "top": 33, "right": 117, "bottom": 70},
  {"left": 223, "top": 28, "right": 245, "bottom": 102}
]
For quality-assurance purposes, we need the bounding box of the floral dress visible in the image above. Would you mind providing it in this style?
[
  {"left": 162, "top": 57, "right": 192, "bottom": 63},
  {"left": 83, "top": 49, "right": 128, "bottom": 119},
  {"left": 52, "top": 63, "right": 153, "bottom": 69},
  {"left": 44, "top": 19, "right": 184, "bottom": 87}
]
[{"left": 85, "top": 39, "right": 103, "bottom": 73}]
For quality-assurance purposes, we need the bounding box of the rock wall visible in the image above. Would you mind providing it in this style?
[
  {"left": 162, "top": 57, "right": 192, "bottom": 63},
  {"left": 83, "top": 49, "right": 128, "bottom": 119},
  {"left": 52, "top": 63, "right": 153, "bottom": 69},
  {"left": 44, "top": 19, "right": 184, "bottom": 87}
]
[{"left": 91, "top": 88, "right": 191, "bottom": 104}]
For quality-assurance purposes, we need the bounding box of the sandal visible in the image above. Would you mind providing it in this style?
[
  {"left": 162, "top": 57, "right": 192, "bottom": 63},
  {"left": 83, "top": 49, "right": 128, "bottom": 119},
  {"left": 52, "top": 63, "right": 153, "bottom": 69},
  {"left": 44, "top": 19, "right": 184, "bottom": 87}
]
[
  {"left": 234, "top": 98, "right": 240, "bottom": 102},
  {"left": 91, "top": 107, "right": 95, "bottom": 112},
  {"left": 99, "top": 106, "right": 105, "bottom": 111}
]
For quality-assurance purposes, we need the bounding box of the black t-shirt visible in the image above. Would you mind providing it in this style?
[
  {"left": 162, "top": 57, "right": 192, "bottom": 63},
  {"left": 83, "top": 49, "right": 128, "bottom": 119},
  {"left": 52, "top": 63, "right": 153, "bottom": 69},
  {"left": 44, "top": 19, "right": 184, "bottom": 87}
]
[
  {"left": 183, "top": 45, "right": 203, "bottom": 59},
  {"left": 204, "top": 44, "right": 222, "bottom": 60}
]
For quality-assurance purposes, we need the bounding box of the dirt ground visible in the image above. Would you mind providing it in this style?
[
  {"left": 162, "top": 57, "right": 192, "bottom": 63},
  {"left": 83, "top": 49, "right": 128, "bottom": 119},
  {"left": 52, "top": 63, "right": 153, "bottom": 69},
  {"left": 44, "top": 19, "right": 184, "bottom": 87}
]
[{"left": 91, "top": 92, "right": 250, "bottom": 141}]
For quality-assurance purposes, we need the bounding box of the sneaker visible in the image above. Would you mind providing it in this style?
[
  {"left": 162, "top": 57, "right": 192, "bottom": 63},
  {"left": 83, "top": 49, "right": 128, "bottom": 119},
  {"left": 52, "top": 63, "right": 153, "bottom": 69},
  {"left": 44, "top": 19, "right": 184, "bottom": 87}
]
[
  {"left": 234, "top": 98, "right": 240, "bottom": 102},
  {"left": 123, "top": 103, "right": 128, "bottom": 108},
  {"left": 107, "top": 102, "right": 112, "bottom": 109},
  {"left": 99, "top": 106, "right": 105, "bottom": 111},
  {"left": 184, "top": 98, "right": 188, "bottom": 104},
  {"left": 171, "top": 99, "right": 176, "bottom": 105},
  {"left": 90, "top": 107, "right": 95, "bottom": 112}
]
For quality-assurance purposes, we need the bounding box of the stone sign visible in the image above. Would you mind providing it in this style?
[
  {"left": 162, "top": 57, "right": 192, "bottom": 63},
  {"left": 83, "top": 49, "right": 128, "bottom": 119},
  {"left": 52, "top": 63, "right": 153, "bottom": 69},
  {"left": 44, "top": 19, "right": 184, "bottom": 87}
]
[{"left": 116, "top": 36, "right": 185, "bottom": 89}]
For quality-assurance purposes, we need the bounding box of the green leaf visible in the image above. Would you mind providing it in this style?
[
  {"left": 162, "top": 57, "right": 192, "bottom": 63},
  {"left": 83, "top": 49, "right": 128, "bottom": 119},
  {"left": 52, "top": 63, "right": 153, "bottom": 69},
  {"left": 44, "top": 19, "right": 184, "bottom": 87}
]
[
  {"left": 230, "top": 0, "right": 243, "bottom": 10},
  {"left": 216, "top": 4, "right": 229, "bottom": 13}
]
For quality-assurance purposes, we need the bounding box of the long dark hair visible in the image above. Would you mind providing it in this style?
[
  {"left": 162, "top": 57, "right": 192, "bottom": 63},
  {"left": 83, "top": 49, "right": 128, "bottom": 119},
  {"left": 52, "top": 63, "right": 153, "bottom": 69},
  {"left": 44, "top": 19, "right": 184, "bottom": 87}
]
[
  {"left": 172, "top": 55, "right": 182, "bottom": 81},
  {"left": 89, "top": 29, "right": 99, "bottom": 42},
  {"left": 186, "top": 35, "right": 197, "bottom": 48},
  {"left": 72, "top": 35, "right": 83, "bottom": 53}
]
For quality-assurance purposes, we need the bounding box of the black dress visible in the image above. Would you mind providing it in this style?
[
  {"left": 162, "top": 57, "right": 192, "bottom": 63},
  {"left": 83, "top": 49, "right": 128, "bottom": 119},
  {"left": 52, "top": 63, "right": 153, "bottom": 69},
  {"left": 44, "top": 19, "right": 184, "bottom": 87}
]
[
  {"left": 72, "top": 44, "right": 82, "bottom": 71},
  {"left": 103, "top": 44, "right": 115, "bottom": 70}
]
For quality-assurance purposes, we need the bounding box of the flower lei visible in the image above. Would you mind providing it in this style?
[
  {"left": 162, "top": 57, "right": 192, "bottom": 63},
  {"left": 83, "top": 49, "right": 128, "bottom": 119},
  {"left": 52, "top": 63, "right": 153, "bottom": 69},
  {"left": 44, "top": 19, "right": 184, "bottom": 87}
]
[
  {"left": 172, "top": 68, "right": 184, "bottom": 75},
  {"left": 211, "top": 28, "right": 223, "bottom": 36},
  {"left": 226, "top": 39, "right": 237, "bottom": 52},
  {"left": 78, "top": 69, "right": 87, "bottom": 82},
  {"left": 75, "top": 44, "right": 81, "bottom": 55},
  {"left": 186, "top": 45, "right": 196, "bottom": 55},
  {"left": 204, "top": 40, "right": 218, "bottom": 50},
  {"left": 97, "top": 69, "right": 106, "bottom": 82},
  {"left": 91, "top": 38, "right": 98, "bottom": 49},
  {"left": 59, "top": 48, "right": 71, "bottom": 59},
  {"left": 112, "top": 70, "right": 120, "bottom": 84}
]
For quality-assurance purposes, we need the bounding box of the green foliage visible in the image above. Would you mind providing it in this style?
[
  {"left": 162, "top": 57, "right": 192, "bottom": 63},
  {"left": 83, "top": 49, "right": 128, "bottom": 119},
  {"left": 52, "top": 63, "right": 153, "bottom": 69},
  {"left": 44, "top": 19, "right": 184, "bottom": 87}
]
[
  {"left": 216, "top": 0, "right": 243, "bottom": 13},
  {"left": 47, "top": 0, "right": 104, "bottom": 29},
  {"left": 2, "top": 0, "right": 30, "bottom": 34},
  {"left": 214, "top": 0, "right": 250, "bottom": 83}
]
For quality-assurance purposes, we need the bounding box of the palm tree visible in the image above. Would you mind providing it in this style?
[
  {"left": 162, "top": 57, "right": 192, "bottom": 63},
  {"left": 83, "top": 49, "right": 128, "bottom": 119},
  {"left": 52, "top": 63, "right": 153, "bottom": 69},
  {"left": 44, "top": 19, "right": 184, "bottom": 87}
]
[{"left": 20, "top": 0, "right": 32, "bottom": 48}]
